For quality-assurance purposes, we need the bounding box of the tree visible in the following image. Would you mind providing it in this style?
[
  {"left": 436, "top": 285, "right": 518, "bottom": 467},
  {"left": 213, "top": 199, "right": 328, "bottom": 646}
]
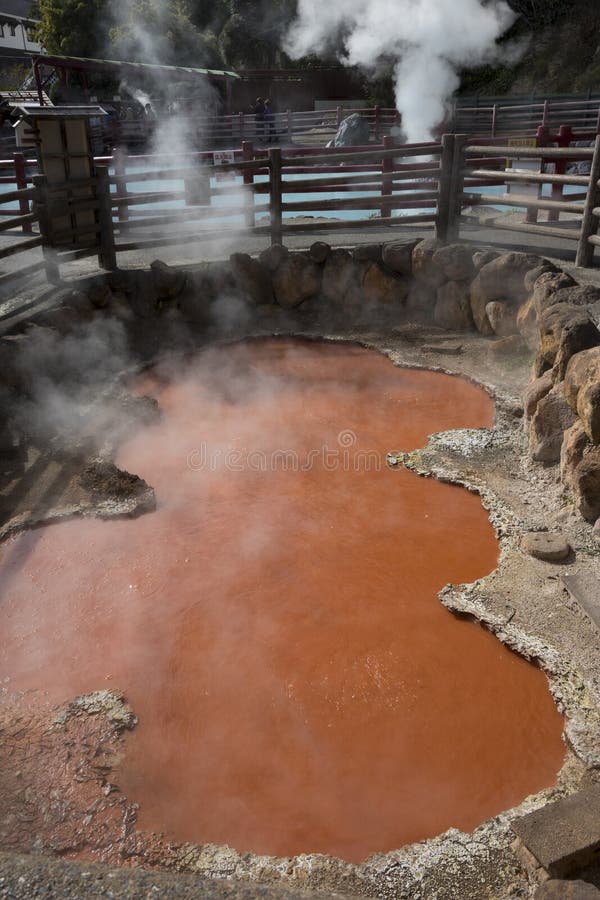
[{"left": 35, "top": 0, "right": 110, "bottom": 58}]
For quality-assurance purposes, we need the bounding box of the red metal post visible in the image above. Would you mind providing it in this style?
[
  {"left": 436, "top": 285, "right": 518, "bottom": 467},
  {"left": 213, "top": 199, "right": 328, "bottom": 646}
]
[
  {"left": 381, "top": 135, "right": 393, "bottom": 219},
  {"left": 549, "top": 124, "right": 573, "bottom": 222},
  {"left": 13, "top": 152, "right": 32, "bottom": 234}
]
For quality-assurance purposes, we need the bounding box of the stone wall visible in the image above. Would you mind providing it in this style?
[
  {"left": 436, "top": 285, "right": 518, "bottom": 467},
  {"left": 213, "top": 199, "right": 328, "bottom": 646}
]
[{"left": 3, "top": 237, "right": 600, "bottom": 524}]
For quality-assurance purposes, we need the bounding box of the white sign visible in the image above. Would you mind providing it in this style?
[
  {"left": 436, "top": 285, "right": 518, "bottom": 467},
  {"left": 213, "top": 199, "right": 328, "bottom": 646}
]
[{"left": 213, "top": 149, "right": 236, "bottom": 182}]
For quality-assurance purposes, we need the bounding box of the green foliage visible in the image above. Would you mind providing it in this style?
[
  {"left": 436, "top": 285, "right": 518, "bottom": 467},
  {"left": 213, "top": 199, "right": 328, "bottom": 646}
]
[{"left": 35, "top": 0, "right": 110, "bottom": 57}]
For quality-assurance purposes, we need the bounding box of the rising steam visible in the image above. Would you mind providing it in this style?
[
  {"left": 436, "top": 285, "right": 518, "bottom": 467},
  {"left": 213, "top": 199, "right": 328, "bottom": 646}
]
[{"left": 285, "top": 0, "right": 517, "bottom": 142}]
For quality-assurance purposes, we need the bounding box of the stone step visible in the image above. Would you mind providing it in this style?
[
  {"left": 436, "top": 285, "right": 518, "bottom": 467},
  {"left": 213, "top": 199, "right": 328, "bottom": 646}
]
[
  {"left": 511, "top": 784, "right": 600, "bottom": 878},
  {"left": 561, "top": 573, "right": 600, "bottom": 631}
]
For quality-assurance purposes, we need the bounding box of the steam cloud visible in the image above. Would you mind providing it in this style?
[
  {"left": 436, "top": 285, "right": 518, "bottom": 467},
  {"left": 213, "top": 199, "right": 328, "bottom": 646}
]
[{"left": 286, "top": 0, "right": 517, "bottom": 142}]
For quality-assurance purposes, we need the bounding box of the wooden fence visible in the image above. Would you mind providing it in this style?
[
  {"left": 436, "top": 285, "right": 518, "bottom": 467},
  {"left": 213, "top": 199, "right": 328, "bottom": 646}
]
[
  {"left": 452, "top": 95, "right": 600, "bottom": 137},
  {"left": 4, "top": 130, "right": 600, "bottom": 286}
]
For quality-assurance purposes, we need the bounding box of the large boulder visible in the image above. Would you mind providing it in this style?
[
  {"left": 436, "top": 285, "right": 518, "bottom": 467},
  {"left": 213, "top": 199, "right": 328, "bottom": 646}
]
[
  {"left": 577, "top": 378, "right": 600, "bottom": 443},
  {"left": 434, "top": 281, "right": 473, "bottom": 331},
  {"left": 321, "top": 249, "right": 362, "bottom": 306},
  {"left": 524, "top": 261, "right": 559, "bottom": 293},
  {"left": 382, "top": 239, "right": 420, "bottom": 277},
  {"left": 476, "top": 252, "right": 544, "bottom": 305},
  {"left": 486, "top": 301, "right": 518, "bottom": 337},
  {"left": 547, "top": 282, "right": 600, "bottom": 311},
  {"left": 150, "top": 259, "right": 186, "bottom": 300},
  {"left": 411, "top": 238, "right": 446, "bottom": 287},
  {"left": 333, "top": 113, "right": 370, "bottom": 147},
  {"left": 517, "top": 296, "right": 539, "bottom": 348},
  {"left": 529, "top": 381, "right": 577, "bottom": 463},
  {"left": 524, "top": 370, "right": 553, "bottom": 420},
  {"left": 432, "top": 243, "right": 475, "bottom": 281},
  {"left": 564, "top": 346, "right": 600, "bottom": 411},
  {"left": 362, "top": 264, "right": 409, "bottom": 305},
  {"left": 535, "top": 304, "right": 600, "bottom": 379},
  {"left": 259, "top": 243, "right": 289, "bottom": 272},
  {"left": 469, "top": 274, "right": 495, "bottom": 335},
  {"left": 352, "top": 243, "right": 383, "bottom": 263},
  {"left": 555, "top": 312, "right": 600, "bottom": 381},
  {"left": 532, "top": 271, "right": 576, "bottom": 315},
  {"left": 272, "top": 254, "right": 322, "bottom": 308},
  {"left": 229, "top": 253, "right": 274, "bottom": 306},
  {"left": 569, "top": 445, "right": 600, "bottom": 521},
  {"left": 560, "top": 420, "right": 590, "bottom": 491},
  {"left": 472, "top": 249, "right": 501, "bottom": 270}
]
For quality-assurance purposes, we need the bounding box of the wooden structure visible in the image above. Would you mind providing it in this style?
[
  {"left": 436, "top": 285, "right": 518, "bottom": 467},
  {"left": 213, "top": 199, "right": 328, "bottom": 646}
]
[{"left": 3, "top": 127, "right": 600, "bottom": 289}]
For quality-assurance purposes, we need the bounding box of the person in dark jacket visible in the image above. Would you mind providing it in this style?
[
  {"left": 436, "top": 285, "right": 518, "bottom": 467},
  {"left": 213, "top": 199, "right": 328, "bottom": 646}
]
[{"left": 254, "top": 97, "right": 265, "bottom": 141}]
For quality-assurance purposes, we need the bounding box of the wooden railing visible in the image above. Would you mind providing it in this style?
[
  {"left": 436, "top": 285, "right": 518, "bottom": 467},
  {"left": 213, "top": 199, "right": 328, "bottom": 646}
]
[
  {"left": 452, "top": 96, "right": 600, "bottom": 137},
  {"left": 446, "top": 134, "right": 600, "bottom": 267},
  {"left": 6, "top": 131, "right": 600, "bottom": 286}
]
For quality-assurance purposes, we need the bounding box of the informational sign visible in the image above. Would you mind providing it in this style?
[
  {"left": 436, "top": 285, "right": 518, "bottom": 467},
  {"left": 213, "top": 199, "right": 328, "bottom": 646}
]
[
  {"left": 505, "top": 136, "right": 541, "bottom": 196},
  {"left": 213, "top": 149, "right": 236, "bottom": 183}
]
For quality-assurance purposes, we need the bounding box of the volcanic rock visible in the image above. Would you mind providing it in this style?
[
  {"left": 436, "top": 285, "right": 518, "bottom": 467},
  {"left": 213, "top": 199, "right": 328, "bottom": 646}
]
[
  {"left": 333, "top": 113, "right": 370, "bottom": 147},
  {"left": 352, "top": 243, "right": 383, "bottom": 263},
  {"left": 434, "top": 281, "right": 473, "bottom": 330},
  {"left": 321, "top": 248, "right": 362, "bottom": 305},
  {"left": 532, "top": 271, "right": 577, "bottom": 315},
  {"left": 577, "top": 378, "right": 600, "bottom": 443},
  {"left": 411, "top": 238, "right": 446, "bottom": 287},
  {"left": 569, "top": 445, "right": 600, "bottom": 521},
  {"left": 432, "top": 243, "right": 475, "bottom": 281},
  {"left": 486, "top": 301, "right": 518, "bottom": 337},
  {"left": 524, "top": 370, "right": 554, "bottom": 419},
  {"left": 271, "top": 254, "right": 321, "bottom": 308},
  {"left": 229, "top": 253, "right": 274, "bottom": 306},
  {"left": 362, "top": 264, "right": 408, "bottom": 305},
  {"left": 382, "top": 239, "right": 420, "bottom": 276},
  {"left": 561, "top": 421, "right": 590, "bottom": 491},
  {"left": 529, "top": 381, "right": 577, "bottom": 463},
  {"left": 521, "top": 532, "right": 571, "bottom": 562},
  {"left": 564, "top": 346, "right": 600, "bottom": 411},
  {"left": 524, "top": 262, "right": 559, "bottom": 293},
  {"left": 308, "top": 241, "right": 331, "bottom": 263},
  {"left": 476, "top": 252, "right": 545, "bottom": 305}
]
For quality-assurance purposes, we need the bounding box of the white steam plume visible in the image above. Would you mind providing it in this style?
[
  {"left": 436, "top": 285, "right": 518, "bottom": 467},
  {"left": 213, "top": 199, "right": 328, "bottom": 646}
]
[{"left": 285, "top": 0, "right": 517, "bottom": 142}]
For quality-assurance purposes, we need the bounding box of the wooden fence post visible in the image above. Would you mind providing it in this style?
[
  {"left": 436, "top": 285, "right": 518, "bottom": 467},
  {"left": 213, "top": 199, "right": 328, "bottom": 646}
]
[
  {"left": 13, "top": 152, "right": 32, "bottom": 234},
  {"left": 32, "top": 174, "right": 60, "bottom": 285},
  {"left": 447, "top": 133, "right": 468, "bottom": 242},
  {"left": 242, "top": 140, "right": 255, "bottom": 229},
  {"left": 96, "top": 165, "right": 117, "bottom": 271},
  {"left": 374, "top": 105, "right": 381, "bottom": 141},
  {"left": 381, "top": 135, "right": 393, "bottom": 219},
  {"left": 575, "top": 134, "right": 600, "bottom": 268},
  {"left": 269, "top": 147, "right": 282, "bottom": 246},
  {"left": 436, "top": 133, "right": 455, "bottom": 242}
]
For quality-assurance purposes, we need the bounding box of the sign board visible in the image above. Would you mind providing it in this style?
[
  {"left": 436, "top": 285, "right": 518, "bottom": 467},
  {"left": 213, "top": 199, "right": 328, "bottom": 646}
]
[
  {"left": 213, "top": 149, "right": 236, "bottom": 183},
  {"left": 506, "top": 137, "right": 541, "bottom": 197}
]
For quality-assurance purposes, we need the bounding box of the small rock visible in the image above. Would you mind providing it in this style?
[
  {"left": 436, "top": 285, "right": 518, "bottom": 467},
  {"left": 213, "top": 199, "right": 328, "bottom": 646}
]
[
  {"left": 521, "top": 532, "right": 572, "bottom": 562},
  {"left": 593, "top": 518, "right": 600, "bottom": 544}
]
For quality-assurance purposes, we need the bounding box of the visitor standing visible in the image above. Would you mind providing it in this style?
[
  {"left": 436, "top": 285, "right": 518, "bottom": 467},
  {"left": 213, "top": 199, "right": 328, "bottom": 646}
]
[
  {"left": 264, "top": 98, "right": 276, "bottom": 143},
  {"left": 254, "top": 97, "right": 265, "bottom": 141}
]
